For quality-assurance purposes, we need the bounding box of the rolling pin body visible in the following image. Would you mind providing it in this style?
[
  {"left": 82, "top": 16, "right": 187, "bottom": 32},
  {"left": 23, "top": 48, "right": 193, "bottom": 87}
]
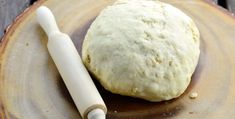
[{"left": 36, "top": 6, "right": 106, "bottom": 119}]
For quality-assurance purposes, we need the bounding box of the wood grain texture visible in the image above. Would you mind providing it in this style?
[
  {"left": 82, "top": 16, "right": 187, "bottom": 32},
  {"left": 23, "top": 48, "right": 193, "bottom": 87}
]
[{"left": 1, "top": 0, "right": 235, "bottom": 119}]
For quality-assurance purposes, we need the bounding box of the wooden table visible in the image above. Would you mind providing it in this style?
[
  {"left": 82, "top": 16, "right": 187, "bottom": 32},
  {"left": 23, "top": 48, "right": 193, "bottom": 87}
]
[{"left": 0, "top": 0, "right": 32, "bottom": 38}]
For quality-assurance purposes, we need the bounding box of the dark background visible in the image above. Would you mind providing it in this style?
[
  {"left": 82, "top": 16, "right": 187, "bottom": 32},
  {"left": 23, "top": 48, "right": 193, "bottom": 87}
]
[{"left": 0, "top": 0, "right": 234, "bottom": 39}]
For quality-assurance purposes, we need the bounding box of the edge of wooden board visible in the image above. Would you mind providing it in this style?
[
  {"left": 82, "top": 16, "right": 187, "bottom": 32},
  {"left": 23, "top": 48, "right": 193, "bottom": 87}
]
[{"left": 0, "top": 0, "right": 45, "bottom": 54}]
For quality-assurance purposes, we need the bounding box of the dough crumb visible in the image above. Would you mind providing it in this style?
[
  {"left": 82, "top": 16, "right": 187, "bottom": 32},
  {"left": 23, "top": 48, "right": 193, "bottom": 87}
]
[
  {"left": 114, "top": 110, "right": 118, "bottom": 113},
  {"left": 189, "top": 92, "right": 198, "bottom": 99}
]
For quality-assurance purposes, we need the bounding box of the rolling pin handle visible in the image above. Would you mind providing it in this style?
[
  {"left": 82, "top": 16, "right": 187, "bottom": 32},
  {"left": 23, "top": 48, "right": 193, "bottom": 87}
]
[
  {"left": 87, "top": 108, "right": 106, "bottom": 119},
  {"left": 36, "top": 6, "right": 60, "bottom": 37}
]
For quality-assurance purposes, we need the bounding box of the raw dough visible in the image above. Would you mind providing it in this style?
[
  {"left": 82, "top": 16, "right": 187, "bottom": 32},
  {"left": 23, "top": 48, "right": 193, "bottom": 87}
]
[{"left": 82, "top": 0, "right": 200, "bottom": 102}]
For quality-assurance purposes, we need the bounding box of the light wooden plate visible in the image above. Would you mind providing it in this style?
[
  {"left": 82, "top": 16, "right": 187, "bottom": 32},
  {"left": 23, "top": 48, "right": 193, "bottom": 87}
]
[{"left": 1, "top": 0, "right": 235, "bottom": 119}]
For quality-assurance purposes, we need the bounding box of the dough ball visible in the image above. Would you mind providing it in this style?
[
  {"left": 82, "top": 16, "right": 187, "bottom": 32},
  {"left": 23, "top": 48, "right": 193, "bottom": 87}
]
[{"left": 82, "top": 0, "right": 200, "bottom": 102}]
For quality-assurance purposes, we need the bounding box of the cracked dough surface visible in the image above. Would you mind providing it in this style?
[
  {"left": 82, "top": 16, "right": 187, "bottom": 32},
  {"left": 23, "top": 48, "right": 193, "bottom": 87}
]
[{"left": 82, "top": 0, "right": 200, "bottom": 102}]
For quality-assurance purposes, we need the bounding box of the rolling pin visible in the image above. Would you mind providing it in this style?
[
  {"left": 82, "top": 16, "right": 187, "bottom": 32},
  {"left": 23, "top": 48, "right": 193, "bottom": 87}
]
[{"left": 36, "top": 6, "right": 107, "bottom": 119}]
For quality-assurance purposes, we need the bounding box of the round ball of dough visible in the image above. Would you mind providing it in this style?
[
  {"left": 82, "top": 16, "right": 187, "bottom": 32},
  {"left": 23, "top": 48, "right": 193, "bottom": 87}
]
[{"left": 82, "top": 0, "right": 200, "bottom": 102}]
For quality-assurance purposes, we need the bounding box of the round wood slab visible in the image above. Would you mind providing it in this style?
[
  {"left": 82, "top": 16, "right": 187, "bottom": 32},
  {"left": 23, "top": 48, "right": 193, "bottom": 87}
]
[{"left": 1, "top": 0, "right": 235, "bottom": 119}]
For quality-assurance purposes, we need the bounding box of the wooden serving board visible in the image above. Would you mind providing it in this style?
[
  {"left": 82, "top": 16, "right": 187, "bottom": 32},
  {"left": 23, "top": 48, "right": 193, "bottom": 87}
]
[{"left": 1, "top": 0, "right": 235, "bottom": 119}]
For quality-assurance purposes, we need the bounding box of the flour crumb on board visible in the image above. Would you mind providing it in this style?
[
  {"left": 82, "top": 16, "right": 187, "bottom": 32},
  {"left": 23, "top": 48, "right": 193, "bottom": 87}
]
[{"left": 189, "top": 92, "right": 198, "bottom": 99}]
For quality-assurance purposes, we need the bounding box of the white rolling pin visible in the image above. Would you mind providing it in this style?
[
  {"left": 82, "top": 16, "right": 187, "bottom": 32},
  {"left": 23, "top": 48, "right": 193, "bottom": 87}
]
[{"left": 36, "top": 6, "right": 107, "bottom": 119}]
